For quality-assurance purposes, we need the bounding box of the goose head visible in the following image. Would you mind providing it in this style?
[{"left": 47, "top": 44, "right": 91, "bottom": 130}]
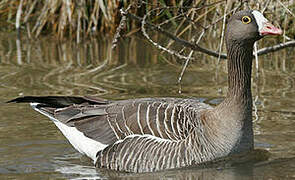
[{"left": 226, "top": 10, "right": 282, "bottom": 45}]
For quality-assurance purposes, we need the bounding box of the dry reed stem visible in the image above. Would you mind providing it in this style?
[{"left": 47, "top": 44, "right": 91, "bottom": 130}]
[
  {"left": 0, "top": 0, "right": 119, "bottom": 39},
  {"left": 15, "top": 0, "right": 23, "bottom": 31},
  {"left": 217, "top": 4, "right": 227, "bottom": 63}
]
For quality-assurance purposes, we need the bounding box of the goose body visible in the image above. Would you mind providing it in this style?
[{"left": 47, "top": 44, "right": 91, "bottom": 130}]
[{"left": 8, "top": 10, "right": 282, "bottom": 173}]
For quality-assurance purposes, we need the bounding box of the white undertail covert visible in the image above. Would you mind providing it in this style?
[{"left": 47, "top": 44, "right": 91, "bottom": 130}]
[{"left": 30, "top": 103, "right": 108, "bottom": 162}]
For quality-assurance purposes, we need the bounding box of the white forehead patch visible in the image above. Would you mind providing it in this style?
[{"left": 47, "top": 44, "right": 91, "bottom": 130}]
[{"left": 252, "top": 10, "right": 268, "bottom": 31}]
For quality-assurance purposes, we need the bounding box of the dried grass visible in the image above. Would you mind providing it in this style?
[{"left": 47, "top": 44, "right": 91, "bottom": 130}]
[
  {"left": 0, "top": 0, "right": 122, "bottom": 40},
  {"left": 0, "top": 0, "right": 293, "bottom": 42}
]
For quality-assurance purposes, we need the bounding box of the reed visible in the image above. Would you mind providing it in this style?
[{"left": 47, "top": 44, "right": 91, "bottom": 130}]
[{"left": 0, "top": 0, "right": 293, "bottom": 41}]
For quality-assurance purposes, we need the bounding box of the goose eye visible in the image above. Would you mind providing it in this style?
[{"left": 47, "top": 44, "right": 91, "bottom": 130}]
[{"left": 242, "top": 16, "right": 251, "bottom": 24}]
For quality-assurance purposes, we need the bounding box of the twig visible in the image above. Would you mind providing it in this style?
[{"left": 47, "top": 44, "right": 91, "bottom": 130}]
[
  {"left": 16, "top": 0, "right": 23, "bottom": 32},
  {"left": 24, "top": 0, "right": 37, "bottom": 23},
  {"left": 141, "top": 8, "right": 191, "bottom": 60},
  {"left": 217, "top": 5, "right": 227, "bottom": 63},
  {"left": 126, "top": 10, "right": 295, "bottom": 59},
  {"left": 178, "top": 30, "right": 205, "bottom": 83},
  {"left": 254, "top": 42, "right": 259, "bottom": 76},
  {"left": 126, "top": 11, "right": 227, "bottom": 58},
  {"left": 178, "top": 50, "right": 194, "bottom": 83},
  {"left": 205, "top": 6, "right": 240, "bottom": 29},
  {"left": 77, "top": 8, "right": 81, "bottom": 44},
  {"left": 277, "top": 0, "right": 295, "bottom": 18},
  {"left": 112, "top": 4, "right": 133, "bottom": 49},
  {"left": 261, "top": 0, "right": 272, "bottom": 13},
  {"left": 16, "top": 37, "right": 22, "bottom": 65}
]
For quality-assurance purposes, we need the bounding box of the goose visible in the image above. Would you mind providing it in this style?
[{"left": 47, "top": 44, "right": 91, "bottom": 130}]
[{"left": 8, "top": 10, "right": 282, "bottom": 173}]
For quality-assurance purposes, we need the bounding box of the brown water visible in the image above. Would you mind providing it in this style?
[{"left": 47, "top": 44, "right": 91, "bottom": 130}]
[{"left": 0, "top": 32, "right": 294, "bottom": 179}]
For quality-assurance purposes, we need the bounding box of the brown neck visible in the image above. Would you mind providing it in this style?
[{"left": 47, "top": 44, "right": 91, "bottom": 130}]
[
  {"left": 226, "top": 40, "right": 253, "bottom": 103},
  {"left": 212, "top": 40, "right": 254, "bottom": 153},
  {"left": 215, "top": 39, "right": 254, "bottom": 109}
]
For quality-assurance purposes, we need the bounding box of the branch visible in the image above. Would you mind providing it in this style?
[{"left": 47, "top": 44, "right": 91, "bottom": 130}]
[
  {"left": 124, "top": 10, "right": 295, "bottom": 59},
  {"left": 124, "top": 10, "right": 227, "bottom": 59},
  {"left": 257, "top": 40, "right": 295, "bottom": 56}
]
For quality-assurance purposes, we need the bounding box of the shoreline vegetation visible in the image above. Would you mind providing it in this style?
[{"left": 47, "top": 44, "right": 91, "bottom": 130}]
[{"left": 0, "top": 0, "right": 294, "bottom": 63}]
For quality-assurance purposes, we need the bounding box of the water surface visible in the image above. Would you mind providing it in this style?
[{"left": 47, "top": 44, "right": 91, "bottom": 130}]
[{"left": 0, "top": 32, "right": 294, "bottom": 179}]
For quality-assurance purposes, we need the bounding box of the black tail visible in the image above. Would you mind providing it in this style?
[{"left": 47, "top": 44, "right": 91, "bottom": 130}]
[{"left": 7, "top": 96, "right": 108, "bottom": 108}]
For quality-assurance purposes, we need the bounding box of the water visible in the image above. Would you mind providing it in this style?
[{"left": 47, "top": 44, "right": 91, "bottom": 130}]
[{"left": 0, "top": 31, "right": 294, "bottom": 179}]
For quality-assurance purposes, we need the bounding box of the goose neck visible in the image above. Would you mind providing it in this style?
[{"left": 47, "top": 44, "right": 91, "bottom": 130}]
[{"left": 226, "top": 41, "right": 254, "bottom": 101}]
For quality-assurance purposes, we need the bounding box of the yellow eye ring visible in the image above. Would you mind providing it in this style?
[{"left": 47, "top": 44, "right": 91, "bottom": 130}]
[{"left": 242, "top": 16, "right": 251, "bottom": 24}]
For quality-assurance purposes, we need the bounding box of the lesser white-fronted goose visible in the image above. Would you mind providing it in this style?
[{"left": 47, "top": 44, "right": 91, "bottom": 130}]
[{"left": 8, "top": 10, "right": 282, "bottom": 173}]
